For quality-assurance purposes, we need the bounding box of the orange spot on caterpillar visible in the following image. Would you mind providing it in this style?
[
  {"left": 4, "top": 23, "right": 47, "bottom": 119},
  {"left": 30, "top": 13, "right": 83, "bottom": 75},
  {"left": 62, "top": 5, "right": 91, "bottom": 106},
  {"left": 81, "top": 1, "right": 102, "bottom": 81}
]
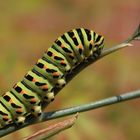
[
  {"left": 78, "top": 44, "right": 83, "bottom": 49},
  {"left": 61, "top": 60, "right": 65, "bottom": 64},
  {"left": 3, "top": 116, "right": 9, "bottom": 121},
  {"left": 30, "top": 98, "right": 36, "bottom": 103},
  {"left": 16, "top": 108, "right": 23, "bottom": 113},
  {"left": 32, "top": 78, "right": 36, "bottom": 82},
  {"left": 41, "top": 85, "right": 48, "bottom": 90},
  {"left": 21, "top": 90, "right": 25, "bottom": 94},
  {"left": 44, "top": 65, "right": 48, "bottom": 69},
  {"left": 61, "top": 44, "right": 65, "bottom": 48},
  {"left": 52, "top": 72, "right": 60, "bottom": 76},
  {"left": 52, "top": 54, "right": 55, "bottom": 57},
  {"left": 90, "top": 40, "right": 94, "bottom": 45},
  {"left": 9, "top": 99, "right": 13, "bottom": 104}
]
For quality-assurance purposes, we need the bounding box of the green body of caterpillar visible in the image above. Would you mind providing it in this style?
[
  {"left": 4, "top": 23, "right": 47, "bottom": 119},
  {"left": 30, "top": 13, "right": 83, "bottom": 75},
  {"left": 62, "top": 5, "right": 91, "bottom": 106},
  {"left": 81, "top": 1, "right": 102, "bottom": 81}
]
[{"left": 0, "top": 28, "right": 104, "bottom": 128}]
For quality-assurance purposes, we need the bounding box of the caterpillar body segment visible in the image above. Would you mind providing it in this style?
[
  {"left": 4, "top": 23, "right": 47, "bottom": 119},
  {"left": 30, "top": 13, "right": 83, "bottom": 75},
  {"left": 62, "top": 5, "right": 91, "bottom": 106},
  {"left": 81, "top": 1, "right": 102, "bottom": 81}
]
[
  {"left": 34, "top": 58, "right": 64, "bottom": 81},
  {"left": 64, "top": 31, "right": 85, "bottom": 62},
  {"left": 23, "top": 70, "right": 53, "bottom": 95},
  {"left": 0, "top": 102, "right": 13, "bottom": 127},
  {"left": 11, "top": 82, "right": 42, "bottom": 116},
  {"left": 33, "top": 58, "right": 66, "bottom": 87},
  {"left": 44, "top": 47, "right": 71, "bottom": 72},
  {"left": 53, "top": 37, "right": 78, "bottom": 66},
  {"left": 0, "top": 92, "right": 28, "bottom": 125},
  {"left": 80, "top": 28, "right": 94, "bottom": 57},
  {"left": 0, "top": 28, "right": 104, "bottom": 129}
]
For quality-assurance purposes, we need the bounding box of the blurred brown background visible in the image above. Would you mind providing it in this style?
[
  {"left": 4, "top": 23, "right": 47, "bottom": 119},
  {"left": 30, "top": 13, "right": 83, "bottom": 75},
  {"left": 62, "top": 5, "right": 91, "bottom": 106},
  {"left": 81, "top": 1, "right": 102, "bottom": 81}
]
[{"left": 0, "top": 0, "right": 139, "bottom": 140}]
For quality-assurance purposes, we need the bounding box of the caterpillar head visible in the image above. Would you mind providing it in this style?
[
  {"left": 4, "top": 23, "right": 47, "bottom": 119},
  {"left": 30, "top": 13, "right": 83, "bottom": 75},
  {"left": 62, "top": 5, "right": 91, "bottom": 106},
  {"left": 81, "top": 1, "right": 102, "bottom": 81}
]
[{"left": 94, "top": 34, "right": 104, "bottom": 51}]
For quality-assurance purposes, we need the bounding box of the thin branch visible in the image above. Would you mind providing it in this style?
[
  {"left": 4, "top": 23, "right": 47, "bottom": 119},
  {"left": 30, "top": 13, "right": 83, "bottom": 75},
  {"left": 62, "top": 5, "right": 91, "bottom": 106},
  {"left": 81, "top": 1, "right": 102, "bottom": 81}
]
[
  {"left": 0, "top": 23, "right": 139, "bottom": 138},
  {"left": 125, "top": 23, "right": 140, "bottom": 43},
  {"left": 101, "top": 43, "right": 132, "bottom": 58},
  {"left": 0, "top": 89, "right": 139, "bottom": 138},
  {"left": 40, "top": 89, "right": 140, "bottom": 121}
]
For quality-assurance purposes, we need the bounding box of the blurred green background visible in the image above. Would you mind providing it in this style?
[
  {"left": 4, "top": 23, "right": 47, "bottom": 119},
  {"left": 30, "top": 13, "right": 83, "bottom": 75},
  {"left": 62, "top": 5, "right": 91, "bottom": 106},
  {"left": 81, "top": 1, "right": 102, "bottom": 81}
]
[{"left": 0, "top": 0, "right": 140, "bottom": 140}]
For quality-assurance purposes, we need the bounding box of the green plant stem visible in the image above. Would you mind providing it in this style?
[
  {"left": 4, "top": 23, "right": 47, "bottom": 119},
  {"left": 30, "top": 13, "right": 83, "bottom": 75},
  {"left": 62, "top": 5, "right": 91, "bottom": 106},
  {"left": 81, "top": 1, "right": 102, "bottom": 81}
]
[
  {"left": 0, "top": 89, "right": 139, "bottom": 138},
  {"left": 41, "top": 89, "right": 140, "bottom": 121}
]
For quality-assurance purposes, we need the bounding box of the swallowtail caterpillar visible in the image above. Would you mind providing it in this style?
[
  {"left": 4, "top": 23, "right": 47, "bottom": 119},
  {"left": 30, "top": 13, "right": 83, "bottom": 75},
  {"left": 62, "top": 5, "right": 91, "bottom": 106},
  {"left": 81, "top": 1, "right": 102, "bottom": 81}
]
[{"left": 0, "top": 28, "right": 104, "bottom": 128}]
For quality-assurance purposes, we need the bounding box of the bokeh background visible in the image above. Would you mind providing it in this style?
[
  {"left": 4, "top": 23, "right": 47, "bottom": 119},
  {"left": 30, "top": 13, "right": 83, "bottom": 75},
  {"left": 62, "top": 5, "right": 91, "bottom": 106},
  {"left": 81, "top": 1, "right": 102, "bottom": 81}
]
[{"left": 0, "top": 0, "right": 140, "bottom": 140}]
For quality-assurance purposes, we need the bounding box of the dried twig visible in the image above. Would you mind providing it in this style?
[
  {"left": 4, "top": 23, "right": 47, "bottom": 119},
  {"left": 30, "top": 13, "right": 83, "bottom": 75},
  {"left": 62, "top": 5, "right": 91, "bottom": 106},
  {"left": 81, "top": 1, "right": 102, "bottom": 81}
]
[{"left": 23, "top": 114, "right": 78, "bottom": 140}]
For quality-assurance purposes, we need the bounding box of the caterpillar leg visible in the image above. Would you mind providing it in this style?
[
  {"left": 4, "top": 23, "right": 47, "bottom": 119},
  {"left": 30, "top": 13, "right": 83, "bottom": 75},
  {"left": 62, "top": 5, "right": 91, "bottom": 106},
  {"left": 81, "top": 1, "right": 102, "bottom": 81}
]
[
  {"left": 56, "top": 78, "right": 66, "bottom": 88},
  {"left": 44, "top": 92, "right": 55, "bottom": 102},
  {"left": 15, "top": 116, "right": 26, "bottom": 126},
  {"left": 15, "top": 104, "right": 42, "bottom": 125},
  {"left": 31, "top": 105, "right": 42, "bottom": 117}
]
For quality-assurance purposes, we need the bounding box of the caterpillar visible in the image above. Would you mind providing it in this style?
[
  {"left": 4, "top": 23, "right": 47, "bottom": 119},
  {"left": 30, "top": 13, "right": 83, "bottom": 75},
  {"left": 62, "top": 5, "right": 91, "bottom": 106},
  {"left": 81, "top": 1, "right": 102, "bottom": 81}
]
[{"left": 0, "top": 28, "right": 104, "bottom": 129}]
